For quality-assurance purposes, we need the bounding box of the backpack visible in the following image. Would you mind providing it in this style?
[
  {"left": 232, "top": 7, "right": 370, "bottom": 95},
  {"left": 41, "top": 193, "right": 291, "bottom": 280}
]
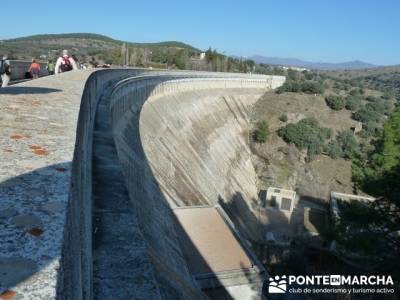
[
  {"left": 0, "top": 59, "right": 10, "bottom": 75},
  {"left": 60, "top": 56, "right": 73, "bottom": 72}
]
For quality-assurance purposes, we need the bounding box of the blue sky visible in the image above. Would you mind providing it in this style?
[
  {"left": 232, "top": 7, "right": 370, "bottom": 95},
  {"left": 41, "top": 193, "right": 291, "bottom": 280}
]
[{"left": 2, "top": 0, "right": 399, "bottom": 65}]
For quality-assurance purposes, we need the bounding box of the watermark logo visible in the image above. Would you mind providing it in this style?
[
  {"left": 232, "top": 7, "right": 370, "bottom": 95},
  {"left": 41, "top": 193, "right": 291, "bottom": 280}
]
[
  {"left": 266, "top": 275, "right": 395, "bottom": 295},
  {"left": 268, "top": 275, "right": 287, "bottom": 293}
]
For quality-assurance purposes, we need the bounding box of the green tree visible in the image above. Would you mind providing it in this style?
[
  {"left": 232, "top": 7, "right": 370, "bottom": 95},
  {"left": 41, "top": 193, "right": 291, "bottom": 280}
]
[
  {"left": 254, "top": 121, "right": 270, "bottom": 143},
  {"left": 354, "top": 107, "right": 382, "bottom": 123},
  {"left": 278, "top": 118, "right": 331, "bottom": 159},
  {"left": 324, "top": 141, "right": 343, "bottom": 159},
  {"left": 345, "top": 95, "right": 361, "bottom": 111},
  {"left": 300, "top": 81, "right": 324, "bottom": 94},
  {"left": 287, "top": 69, "right": 300, "bottom": 81},
  {"left": 336, "top": 130, "right": 359, "bottom": 158},
  {"left": 347, "top": 108, "right": 400, "bottom": 279},
  {"left": 325, "top": 95, "right": 345, "bottom": 110}
]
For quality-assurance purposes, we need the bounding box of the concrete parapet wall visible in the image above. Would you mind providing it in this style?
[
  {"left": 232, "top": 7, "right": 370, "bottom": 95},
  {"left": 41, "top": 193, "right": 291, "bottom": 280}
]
[{"left": 8, "top": 60, "right": 49, "bottom": 80}]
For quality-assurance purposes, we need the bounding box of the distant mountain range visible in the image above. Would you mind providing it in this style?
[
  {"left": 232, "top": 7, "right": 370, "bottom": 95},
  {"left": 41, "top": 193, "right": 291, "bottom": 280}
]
[{"left": 249, "top": 55, "right": 377, "bottom": 70}]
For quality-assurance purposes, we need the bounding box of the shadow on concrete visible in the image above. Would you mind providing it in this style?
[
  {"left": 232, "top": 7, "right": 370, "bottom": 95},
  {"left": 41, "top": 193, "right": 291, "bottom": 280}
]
[
  {"left": 218, "top": 192, "right": 290, "bottom": 297},
  {"left": 0, "top": 162, "right": 71, "bottom": 294},
  {"left": 298, "top": 195, "right": 329, "bottom": 210},
  {"left": 0, "top": 87, "right": 62, "bottom": 95},
  {"left": 218, "top": 192, "right": 290, "bottom": 244}
]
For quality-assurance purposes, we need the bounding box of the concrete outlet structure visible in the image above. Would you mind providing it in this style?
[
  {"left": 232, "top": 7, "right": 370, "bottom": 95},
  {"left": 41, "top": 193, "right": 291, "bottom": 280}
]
[
  {"left": 174, "top": 206, "right": 265, "bottom": 299},
  {"left": 330, "top": 191, "right": 375, "bottom": 222},
  {"left": 0, "top": 68, "right": 285, "bottom": 299},
  {"left": 264, "top": 187, "right": 297, "bottom": 213}
]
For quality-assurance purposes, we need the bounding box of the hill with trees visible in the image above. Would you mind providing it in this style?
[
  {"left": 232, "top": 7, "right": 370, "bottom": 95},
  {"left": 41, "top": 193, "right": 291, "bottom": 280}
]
[
  {"left": 0, "top": 33, "right": 258, "bottom": 72},
  {"left": 250, "top": 65, "right": 399, "bottom": 282},
  {"left": 251, "top": 66, "right": 398, "bottom": 198}
]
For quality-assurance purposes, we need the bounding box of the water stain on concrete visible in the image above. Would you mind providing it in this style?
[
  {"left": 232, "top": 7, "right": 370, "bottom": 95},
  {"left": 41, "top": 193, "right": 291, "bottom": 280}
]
[
  {"left": 33, "top": 149, "right": 48, "bottom": 156},
  {"left": 28, "top": 228, "right": 43, "bottom": 237},
  {"left": 28, "top": 145, "right": 42, "bottom": 150},
  {"left": 9, "top": 135, "right": 24, "bottom": 140},
  {"left": 1, "top": 289, "right": 17, "bottom": 299}
]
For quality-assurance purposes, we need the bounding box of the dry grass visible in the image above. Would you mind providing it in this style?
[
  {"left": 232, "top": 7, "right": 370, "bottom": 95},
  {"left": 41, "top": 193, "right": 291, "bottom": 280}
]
[{"left": 252, "top": 91, "right": 358, "bottom": 134}]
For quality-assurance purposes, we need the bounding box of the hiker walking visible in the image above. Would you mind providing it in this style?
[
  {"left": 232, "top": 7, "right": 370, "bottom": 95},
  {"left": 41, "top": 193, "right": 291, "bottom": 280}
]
[
  {"left": 0, "top": 55, "right": 11, "bottom": 87},
  {"left": 54, "top": 50, "right": 78, "bottom": 74},
  {"left": 28, "top": 59, "right": 41, "bottom": 79},
  {"left": 46, "top": 59, "right": 55, "bottom": 75}
]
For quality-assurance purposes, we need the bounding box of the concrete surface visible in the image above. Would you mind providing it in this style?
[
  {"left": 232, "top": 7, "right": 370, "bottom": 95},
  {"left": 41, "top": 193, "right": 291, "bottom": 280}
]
[
  {"left": 0, "top": 70, "right": 92, "bottom": 299},
  {"left": 174, "top": 206, "right": 253, "bottom": 274}
]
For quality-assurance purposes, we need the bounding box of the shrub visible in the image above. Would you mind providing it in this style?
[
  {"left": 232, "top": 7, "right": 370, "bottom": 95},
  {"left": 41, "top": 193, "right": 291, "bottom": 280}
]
[
  {"left": 304, "top": 72, "right": 314, "bottom": 80},
  {"left": 324, "top": 141, "right": 344, "bottom": 159},
  {"left": 279, "top": 114, "right": 288, "bottom": 122},
  {"left": 354, "top": 107, "right": 382, "bottom": 123},
  {"left": 300, "top": 81, "right": 324, "bottom": 94},
  {"left": 381, "top": 91, "right": 394, "bottom": 100},
  {"left": 276, "top": 80, "right": 324, "bottom": 95},
  {"left": 365, "top": 95, "right": 379, "bottom": 102},
  {"left": 366, "top": 102, "right": 386, "bottom": 115},
  {"left": 336, "top": 130, "right": 359, "bottom": 158},
  {"left": 349, "top": 88, "right": 360, "bottom": 96},
  {"left": 333, "top": 82, "right": 343, "bottom": 90},
  {"left": 323, "top": 130, "right": 360, "bottom": 159},
  {"left": 287, "top": 69, "right": 300, "bottom": 81},
  {"left": 325, "top": 95, "right": 345, "bottom": 110},
  {"left": 254, "top": 121, "right": 269, "bottom": 143},
  {"left": 276, "top": 81, "right": 300, "bottom": 94},
  {"left": 278, "top": 118, "right": 331, "bottom": 158},
  {"left": 345, "top": 96, "right": 362, "bottom": 111},
  {"left": 359, "top": 122, "right": 382, "bottom": 138}
]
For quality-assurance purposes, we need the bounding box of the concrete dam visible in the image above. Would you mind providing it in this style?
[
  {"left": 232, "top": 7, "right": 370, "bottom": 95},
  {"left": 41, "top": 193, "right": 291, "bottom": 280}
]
[{"left": 0, "top": 69, "right": 285, "bottom": 299}]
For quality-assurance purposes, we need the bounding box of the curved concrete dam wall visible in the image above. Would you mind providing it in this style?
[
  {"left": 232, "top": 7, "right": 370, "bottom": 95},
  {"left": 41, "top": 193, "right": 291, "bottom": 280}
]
[
  {"left": 59, "top": 70, "right": 285, "bottom": 299},
  {"left": 140, "top": 86, "right": 263, "bottom": 231}
]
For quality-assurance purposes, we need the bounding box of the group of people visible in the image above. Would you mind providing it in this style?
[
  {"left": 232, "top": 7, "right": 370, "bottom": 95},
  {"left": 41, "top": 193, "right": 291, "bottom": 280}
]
[
  {"left": 27, "top": 50, "right": 79, "bottom": 79},
  {"left": 0, "top": 50, "right": 79, "bottom": 87}
]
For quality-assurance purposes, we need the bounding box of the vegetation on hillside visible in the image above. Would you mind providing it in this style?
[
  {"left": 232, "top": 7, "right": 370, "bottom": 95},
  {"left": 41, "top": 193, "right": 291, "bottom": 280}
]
[
  {"left": 249, "top": 63, "right": 400, "bottom": 285},
  {"left": 325, "top": 95, "right": 345, "bottom": 110},
  {"left": 277, "top": 118, "right": 331, "bottom": 160},
  {"left": 319, "top": 130, "right": 359, "bottom": 160},
  {"left": 329, "top": 108, "right": 400, "bottom": 279},
  {"left": 254, "top": 121, "right": 270, "bottom": 143},
  {"left": 0, "top": 33, "right": 266, "bottom": 73},
  {"left": 276, "top": 79, "right": 324, "bottom": 94}
]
